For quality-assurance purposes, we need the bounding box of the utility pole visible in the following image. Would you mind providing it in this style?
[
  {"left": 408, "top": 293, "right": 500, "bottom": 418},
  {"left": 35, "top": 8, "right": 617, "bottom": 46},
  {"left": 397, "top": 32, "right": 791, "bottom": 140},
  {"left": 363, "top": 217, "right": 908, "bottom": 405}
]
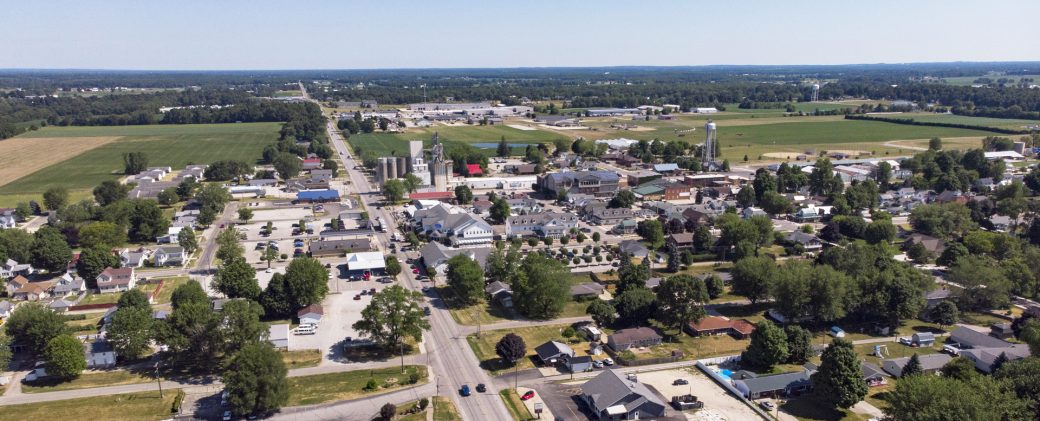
[{"left": 154, "top": 359, "right": 164, "bottom": 398}]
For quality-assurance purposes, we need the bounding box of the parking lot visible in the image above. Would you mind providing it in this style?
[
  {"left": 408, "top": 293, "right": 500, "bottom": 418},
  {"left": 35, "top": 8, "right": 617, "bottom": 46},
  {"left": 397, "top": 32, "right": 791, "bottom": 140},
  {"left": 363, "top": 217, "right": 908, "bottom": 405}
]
[{"left": 635, "top": 368, "right": 763, "bottom": 421}]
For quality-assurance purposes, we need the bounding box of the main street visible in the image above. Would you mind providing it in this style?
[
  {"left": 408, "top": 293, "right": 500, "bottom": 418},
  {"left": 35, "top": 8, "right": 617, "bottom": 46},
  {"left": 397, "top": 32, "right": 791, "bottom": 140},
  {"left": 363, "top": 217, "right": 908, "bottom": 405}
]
[{"left": 298, "top": 85, "right": 512, "bottom": 421}]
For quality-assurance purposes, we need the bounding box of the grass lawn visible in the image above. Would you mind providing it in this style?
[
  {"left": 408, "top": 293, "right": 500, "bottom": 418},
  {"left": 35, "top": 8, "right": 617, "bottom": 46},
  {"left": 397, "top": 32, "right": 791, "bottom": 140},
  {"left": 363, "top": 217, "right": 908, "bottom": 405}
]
[
  {"left": 781, "top": 393, "right": 871, "bottom": 421},
  {"left": 279, "top": 349, "right": 322, "bottom": 369},
  {"left": 432, "top": 396, "right": 462, "bottom": 421},
  {"left": 0, "top": 123, "right": 280, "bottom": 204},
  {"left": 499, "top": 389, "right": 536, "bottom": 421},
  {"left": 467, "top": 324, "right": 578, "bottom": 374},
  {"left": 438, "top": 286, "right": 512, "bottom": 326},
  {"left": 0, "top": 391, "right": 176, "bottom": 420},
  {"left": 21, "top": 370, "right": 156, "bottom": 393},
  {"left": 286, "top": 365, "right": 428, "bottom": 406},
  {"left": 714, "top": 302, "right": 771, "bottom": 323},
  {"left": 151, "top": 277, "right": 191, "bottom": 304},
  {"left": 640, "top": 327, "right": 750, "bottom": 360},
  {"left": 884, "top": 113, "right": 1040, "bottom": 131},
  {"left": 64, "top": 311, "right": 107, "bottom": 334},
  {"left": 77, "top": 291, "right": 123, "bottom": 306}
]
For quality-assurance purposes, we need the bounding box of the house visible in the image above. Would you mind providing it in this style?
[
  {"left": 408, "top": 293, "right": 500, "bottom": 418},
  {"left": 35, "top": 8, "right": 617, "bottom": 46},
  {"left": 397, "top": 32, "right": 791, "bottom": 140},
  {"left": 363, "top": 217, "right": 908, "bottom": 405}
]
[
  {"left": 302, "top": 157, "right": 323, "bottom": 170},
  {"left": 607, "top": 327, "right": 662, "bottom": 351},
  {"left": 534, "top": 341, "right": 575, "bottom": 365},
  {"left": 581, "top": 369, "right": 667, "bottom": 420},
  {"left": 684, "top": 316, "right": 756, "bottom": 339},
  {"left": 653, "top": 163, "right": 680, "bottom": 174},
  {"left": 12, "top": 280, "right": 55, "bottom": 301},
  {"left": 989, "top": 215, "right": 1013, "bottom": 232},
  {"left": 567, "top": 356, "right": 593, "bottom": 373},
  {"left": 96, "top": 267, "right": 136, "bottom": 293},
  {"left": 309, "top": 169, "right": 334, "bottom": 182},
  {"left": 5, "top": 275, "right": 30, "bottom": 296},
  {"left": 905, "top": 233, "right": 946, "bottom": 257},
  {"left": 740, "top": 207, "right": 768, "bottom": 219},
  {"left": 296, "top": 189, "right": 340, "bottom": 203},
  {"left": 785, "top": 231, "right": 823, "bottom": 252},
  {"left": 1, "top": 259, "right": 34, "bottom": 279},
  {"left": 154, "top": 246, "right": 185, "bottom": 267},
  {"left": 49, "top": 299, "right": 76, "bottom": 313},
  {"left": 587, "top": 206, "right": 634, "bottom": 226},
  {"left": 882, "top": 354, "right": 951, "bottom": 377},
  {"left": 506, "top": 212, "right": 578, "bottom": 239},
  {"left": 485, "top": 281, "right": 513, "bottom": 308},
  {"left": 912, "top": 332, "right": 936, "bottom": 347},
  {"left": 618, "top": 240, "right": 649, "bottom": 259},
  {"left": 297, "top": 304, "right": 323, "bottom": 325},
  {"left": 923, "top": 288, "right": 952, "bottom": 309},
  {"left": 0, "top": 208, "right": 16, "bottom": 229},
  {"left": 667, "top": 233, "right": 695, "bottom": 250},
  {"left": 52, "top": 273, "right": 85, "bottom": 296},
  {"left": 269, "top": 324, "right": 289, "bottom": 349},
  {"left": 537, "top": 171, "right": 621, "bottom": 198},
  {"left": 571, "top": 282, "right": 605, "bottom": 299},
  {"left": 949, "top": 326, "right": 1031, "bottom": 373},
  {"left": 419, "top": 242, "right": 492, "bottom": 276},
  {"left": 433, "top": 213, "right": 495, "bottom": 246},
  {"left": 309, "top": 238, "right": 374, "bottom": 257},
  {"left": 344, "top": 252, "right": 385, "bottom": 276},
  {"left": 861, "top": 362, "right": 887, "bottom": 387},
  {"left": 84, "top": 340, "right": 117, "bottom": 369},
  {"left": 733, "top": 368, "right": 814, "bottom": 399},
  {"left": 613, "top": 219, "right": 637, "bottom": 235},
  {"left": 119, "top": 248, "right": 151, "bottom": 268}
]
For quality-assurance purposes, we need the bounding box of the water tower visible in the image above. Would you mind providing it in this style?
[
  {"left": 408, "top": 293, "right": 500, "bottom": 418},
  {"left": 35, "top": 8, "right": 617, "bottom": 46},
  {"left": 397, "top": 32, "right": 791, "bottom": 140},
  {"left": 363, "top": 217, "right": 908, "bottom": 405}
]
[
  {"left": 702, "top": 120, "right": 718, "bottom": 169},
  {"left": 811, "top": 84, "right": 820, "bottom": 102}
]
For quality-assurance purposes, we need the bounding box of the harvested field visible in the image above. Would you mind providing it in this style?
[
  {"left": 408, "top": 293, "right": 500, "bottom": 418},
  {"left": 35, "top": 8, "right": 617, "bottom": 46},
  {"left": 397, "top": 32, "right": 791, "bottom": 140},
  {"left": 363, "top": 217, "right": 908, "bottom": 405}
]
[{"left": 0, "top": 136, "right": 121, "bottom": 187}]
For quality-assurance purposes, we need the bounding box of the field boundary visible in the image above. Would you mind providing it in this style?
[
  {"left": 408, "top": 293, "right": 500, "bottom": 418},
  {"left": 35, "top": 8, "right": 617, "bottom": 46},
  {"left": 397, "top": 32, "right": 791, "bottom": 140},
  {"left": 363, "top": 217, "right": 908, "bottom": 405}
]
[{"left": 846, "top": 114, "right": 1029, "bottom": 135}]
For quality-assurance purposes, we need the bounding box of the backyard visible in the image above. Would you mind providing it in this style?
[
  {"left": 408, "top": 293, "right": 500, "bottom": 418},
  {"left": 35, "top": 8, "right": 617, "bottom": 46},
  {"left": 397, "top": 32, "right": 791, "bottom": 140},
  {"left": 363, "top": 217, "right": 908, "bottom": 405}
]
[
  {"left": 286, "top": 365, "right": 428, "bottom": 406},
  {"left": 467, "top": 324, "right": 580, "bottom": 374}
]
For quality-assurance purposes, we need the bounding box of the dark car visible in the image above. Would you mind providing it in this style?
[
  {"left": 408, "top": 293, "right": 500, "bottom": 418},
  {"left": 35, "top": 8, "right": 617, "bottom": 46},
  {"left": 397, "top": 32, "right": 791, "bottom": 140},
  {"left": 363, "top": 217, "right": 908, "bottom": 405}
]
[
  {"left": 673, "top": 379, "right": 689, "bottom": 385},
  {"left": 460, "top": 385, "right": 471, "bottom": 397},
  {"left": 476, "top": 383, "right": 486, "bottom": 393}
]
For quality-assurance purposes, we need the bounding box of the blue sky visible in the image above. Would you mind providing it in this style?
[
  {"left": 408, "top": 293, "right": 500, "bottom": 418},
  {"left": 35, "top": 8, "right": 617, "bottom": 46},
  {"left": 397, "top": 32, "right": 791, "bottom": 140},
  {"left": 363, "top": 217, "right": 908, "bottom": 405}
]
[{"left": 1, "top": 0, "right": 1037, "bottom": 70}]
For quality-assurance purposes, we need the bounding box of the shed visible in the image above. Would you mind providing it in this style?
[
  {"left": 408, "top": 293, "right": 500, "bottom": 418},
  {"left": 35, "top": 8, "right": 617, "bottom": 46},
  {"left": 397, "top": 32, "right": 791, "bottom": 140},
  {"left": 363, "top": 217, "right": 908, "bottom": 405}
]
[
  {"left": 567, "top": 355, "right": 593, "bottom": 373},
  {"left": 912, "top": 332, "right": 935, "bottom": 347},
  {"left": 297, "top": 304, "right": 324, "bottom": 325}
]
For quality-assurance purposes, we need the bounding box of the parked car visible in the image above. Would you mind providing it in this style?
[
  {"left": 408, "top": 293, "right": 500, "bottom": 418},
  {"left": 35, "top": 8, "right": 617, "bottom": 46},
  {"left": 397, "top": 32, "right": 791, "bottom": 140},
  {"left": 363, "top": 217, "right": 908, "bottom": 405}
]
[
  {"left": 673, "top": 379, "right": 689, "bottom": 386},
  {"left": 424, "top": 306, "right": 431, "bottom": 316},
  {"left": 759, "top": 401, "right": 775, "bottom": 411},
  {"left": 520, "top": 391, "right": 536, "bottom": 401},
  {"left": 353, "top": 294, "right": 361, "bottom": 300},
  {"left": 369, "top": 288, "right": 376, "bottom": 294},
  {"left": 417, "top": 275, "right": 429, "bottom": 281},
  {"left": 476, "top": 383, "right": 486, "bottom": 393},
  {"left": 412, "top": 268, "right": 420, "bottom": 274},
  {"left": 223, "top": 410, "right": 233, "bottom": 421},
  {"left": 592, "top": 360, "right": 604, "bottom": 368},
  {"left": 460, "top": 384, "right": 471, "bottom": 396},
  {"left": 378, "top": 277, "right": 394, "bottom": 284},
  {"left": 602, "top": 358, "right": 614, "bottom": 366}
]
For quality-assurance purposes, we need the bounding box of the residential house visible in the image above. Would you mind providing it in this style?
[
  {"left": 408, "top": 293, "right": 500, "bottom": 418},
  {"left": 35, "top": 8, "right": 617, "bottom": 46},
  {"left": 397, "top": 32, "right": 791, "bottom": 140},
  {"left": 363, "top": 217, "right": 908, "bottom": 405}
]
[
  {"left": 949, "top": 326, "right": 1031, "bottom": 373},
  {"left": 297, "top": 304, "right": 323, "bottom": 325},
  {"left": 301, "top": 157, "right": 322, "bottom": 170},
  {"left": 613, "top": 220, "right": 637, "bottom": 235},
  {"left": 733, "top": 368, "right": 814, "bottom": 399},
  {"left": 935, "top": 190, "right": 968, "bottom": 204},
  {"left": 96, "top": 267, "right": 136, "bottom": 293},
  {"left": 581, "top": 369, "right": 667, "bottom": 420},
  {"left": 1, "top": 259, "right": 34, "bottom": 279},
  {"left": 506, "top": 212, "right": 578, "bottom": 239},
  {"left": 419, "top": 242, "right": 492, "bottom": 276},
  {"left": 881, "top": 354, "right": 952, "bottom": 377},
  {"left": 912, "top": 332, "right": 936, "bottom": 347},
  {"left": 618, "top": 240, "right": 649, "bottom": 259},
  {"left": 785, "top": 231, "right": 823, "bottom": 252},
  {"left": 534, "top": 341, "right": 575, "bottom": 365},
  {"left": 989, "top": 215, "right": 1013, "bottom": 232},
  {"left": 84, "top": 340, "right": 117, "bottom": 368},
  {"left": 154, "top": 246, "right": 185, "bottom": 267},
  {"left": 904, "top": 233, "right": 946, "bottom": 257},
  {"left": 5, "top": 275, "right": 30, "bottom": 296},
  {"left": 485, "top": 281, "right": 513, "bottom": 308},
  {"left": 607, "top": 327, "right": 662, "bottom": 351},
  {"left": 667, "top": 233, "right": 695, "bottom": 251},
  {"left": 0, "top": 208, "right": 16, "bottom": 229},
  {"left": 49, "top": 299, "right": 75, "bottom": 313},
  {"left": 309, "top": 238, "right": 374, "bottom": 257},
  {"left": 537, "top": 171, "right": 621, "bottom": 198},
  {"left": 923, "top": 288, "right": 952, "bottom": 310},
  {"left": 991, "top": 323, "right": 1014, "bottom": 340},
  {"left": 505, "top": 196, "right": 542, "bottom": 215},
  {"left": 790, "top": 206, "right": 828, "bottom": 222},
  {"left": 52, "top": 273, "right": 86, "bottom": 296},
  {"left": 119, "top": 248, "right": 152, "bottom": 268},
  {"left": 586, "top": 205, "right": 634, "bottom": 226},
  {"left": 567, "top": 356, "right": 593, "bottom": 373},
  {"left": 741, "top": 207, "right": 768, "bottom": 219},
  {"left": 861, "top": 362, "right": 887, "bottom": 387},
  {"left": 309, "top": 169, "right": 334, "bottom": 182},
  {"left": 571, "top": 282, "right": 605, "bottom": 299},
  {"left": 684, "top": 316, "right": 756, "bottom": 339},
  {"left": 433, "top": 213, "right": 495, "bottom": 246},
  {"left": 12, "top": 279, "right": 56, "bottom": 301}
]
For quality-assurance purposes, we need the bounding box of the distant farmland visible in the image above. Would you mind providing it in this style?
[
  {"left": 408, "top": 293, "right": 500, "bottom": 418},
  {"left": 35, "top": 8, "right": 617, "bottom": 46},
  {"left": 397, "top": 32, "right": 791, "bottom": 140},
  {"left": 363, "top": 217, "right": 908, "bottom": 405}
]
[
  {"left": 0, "top": 123, "right": 279, "bottom": 204},
  {"left": 878, "top": 113, "right": 1040, "bottom": 131},
  {"left": 347, "top": 124, "right": 568, "bottom": 157}
]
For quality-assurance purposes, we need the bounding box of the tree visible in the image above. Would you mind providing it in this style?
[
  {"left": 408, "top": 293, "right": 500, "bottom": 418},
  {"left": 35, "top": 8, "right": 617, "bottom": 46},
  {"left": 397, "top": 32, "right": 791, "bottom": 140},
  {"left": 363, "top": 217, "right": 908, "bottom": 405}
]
[
  {"left": 107, "top": 306, "right": 153, "bottom": 360},
  {"left": 5, "top": 302, "right": 68, "bottom": 356},
  {"left": 489, "top": 198, "right": 510, "bottom": 224},
  {"left": 403, "top": 173, "right": 422, "bottom": 193},
  {"left": 512, "top": 253, "right": 570, "bottom": 319},
  {"left": 742, "top": 320, "right": 789, "bottom": 370},
  {"left": 736, "top": 185, "right": 755, "bottom": 208},
  {"left": 406, "top": 232, "right": 420, "bottom": 249},
  {"left": 704, "top": 275, "right": 725, "bottom": 300},
  {"left": 586, "top": 299, "right": 617, "bottom": 327},
  {"left": 383, "top": 179, "right": 405, "bottom": 203},
  {"left": 260, "top": 274, "right": 293, "bottom": 319},
  {"left": 157, "top": 187, "right": 179, "bottom": 207},
  {"left": 93, "top": 180, "right": 131, "bottom": 206},
  {"left": 32, "top": 226, "right": 71, "bottom": 272},
  {"left": 0, "top": 333, "right": 12, "bottom": 372},
  {"left": 117, "top": 289, "right": 151, "bottom": 311},
  {"left": 380, "top": 403, "right": 397, "bottom": 421},
  {"left": 127, "top": 199, "right": 170, "bottom": 242},
  {"left": 731, "top": 256, "right": 775, "bottom": 304},
  {"left": 693, "top": 226, "right": 713, "bottom": 253},
  {"left": 79, "top": 221, "right": 127, "bottom": 249},
  {"left": 614, "top": 288, "right": 657, "bottom": 327},
  {"left": 44, "top": 334, "right": 86, "bottom": 380},
  {"left": 454, "top": 185, "right": 473, "bottom": 204},
  {"left": 948, "top": 255, "right": 1011, "bottom": 310},
  {"left": 283, "top": 257, "right": 329, "bottom": 309},
  {"left": 993, "top": 357, "right": 1040, "bottom": 415},
  {"left": 273, "top": 153, "right": 301, "bottom": 180},
  {"left": 238, "top": 208, "right": 254, "bottom": 222},
  {"left": 497, "top": 137, "right": 511, "bottom": 157},
  {"left": 77, "top": 246, "right": 118, "bottom": 287},
  {"left": 902, "top": 353, "right": 924, "bottom": 377},
  {"left": 220, "top": 299, "right": 268, "bottom": 353},
  {"left": 940, "top": 357, "right": 979, "bottom": 382},
  {"left": 154, "top": 301, "right": 221, "bottom": 368},
  {"left": 385, "top": 256, "right": 402, "bottom": 277},
  {"left": 909, "top": 203, "right": 976, "bottom": 239},
  {"left": 446, "top": 254, "right": 484, "bottom": 305},
  {"left": 592, "top": 232, "right": 601, "bottom": 243},
  {"left": 214, "top": 257, "right": 261, "bottom": 300},
  {"left": 616, "top": 255, "right": 650, "bottom": 295},
  {"left": 222, "top": 343, "right": 289, "bottom": 417},
  {"left": 495, "top": 333, "right": 526, "bottom": 365},
  {"left": 655, "top": 275, "right": 708, "bottom": 332},
  {"left": 785, "top": 325, "right": 814, "bottom": 364},
  {"left": 352, "top": 285, "right": 430, "bottom": 350},
  {"left": 609, "top": 190, "right": 636, "bottom": 209},
  {"left": 14, "top": 202, "right": 30, "bottom": 221},
  {"left": 216, "top": 228, "right": 244, "bottom": 263},
  {"left": 43, "top": 187, "right": 69, "bottom": 211},
  {"left": 123, "top": 151, "right": 148, "bottom": 175},
  {"left": 636, "top": 219, "right": 665, "bottom": 250},
  {"left": 863, "top": 220, "right": 896, "bottom": 244},
  {"left": 170, "top": 280, "right": 209, "bottom": 309},
  {"left": 929, "top": 300, "right": 959, "bottom": 327},
  {"left": 812, "top": 338, "right": 867, "bottom": 408},
  {"left": 178, "top": 226, "right": 198, "bottom": 255},
  {"left": 928, "top": 137, "right": 943, "bottom": 151},
  {"left": 885, "top": 375, "right": 1027, "bottom": 421}
]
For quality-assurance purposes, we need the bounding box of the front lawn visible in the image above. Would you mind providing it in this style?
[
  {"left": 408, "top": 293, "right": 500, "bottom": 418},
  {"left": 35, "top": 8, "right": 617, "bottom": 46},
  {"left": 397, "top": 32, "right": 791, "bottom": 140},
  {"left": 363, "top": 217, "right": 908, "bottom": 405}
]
[
  {"left": 76, "top": 291, "right": 122, "bottom": 306},
  {"left": 780, "top": 393, "right": 871, "bottom": 420},
  {"left": 21, "top": 370, "right": 156, "bottom": 393},
  {"left": 432, "top": 396, "right": 462, "bottom": 421},
  {"left": 286, "top": 365, "right": 428, "bottom": 406},
  {"left": 467, "top": 324, "right": 579, "bottom": 374},
  {"left": 151, "top": 277, "right": 190, "bottom": 304},
  {"left": 0, "top": 391, "right": 177, "bottom": 419},
  {"left": 499, "top": 389, "right": 536, "bottom": 421},
  {"left": 279, "top": 349, "right": 322, "bottom": 369}
]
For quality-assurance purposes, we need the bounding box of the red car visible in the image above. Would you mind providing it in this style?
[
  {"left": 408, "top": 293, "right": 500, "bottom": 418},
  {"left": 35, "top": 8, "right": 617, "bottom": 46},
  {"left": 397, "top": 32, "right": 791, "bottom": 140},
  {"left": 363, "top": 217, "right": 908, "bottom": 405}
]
[
  {"left": 412, "top": 268, "right": 419, "bottom": 274},
  {"left": 520, "top": 391, "right": 535, "bottom": 401}
]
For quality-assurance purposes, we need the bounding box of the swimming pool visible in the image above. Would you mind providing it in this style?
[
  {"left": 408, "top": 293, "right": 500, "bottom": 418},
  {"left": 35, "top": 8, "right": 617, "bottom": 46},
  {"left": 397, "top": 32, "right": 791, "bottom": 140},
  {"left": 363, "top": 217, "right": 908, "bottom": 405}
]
[{"left": 717, "top": 368, "right": 734, "bottom": 381}]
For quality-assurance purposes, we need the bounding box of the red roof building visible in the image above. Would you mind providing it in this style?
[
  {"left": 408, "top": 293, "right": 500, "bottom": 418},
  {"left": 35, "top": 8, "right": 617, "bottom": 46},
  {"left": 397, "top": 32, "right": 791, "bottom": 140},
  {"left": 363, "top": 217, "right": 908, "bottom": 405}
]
[
  {"left": 409, "top": 191, "right": 455, "bottom": 202},
  {"left": 685, "top": 316, "right": 757, "bottom": 339},
  {"left": 466, "top": 164, "right": 483, "bottom": 176}
]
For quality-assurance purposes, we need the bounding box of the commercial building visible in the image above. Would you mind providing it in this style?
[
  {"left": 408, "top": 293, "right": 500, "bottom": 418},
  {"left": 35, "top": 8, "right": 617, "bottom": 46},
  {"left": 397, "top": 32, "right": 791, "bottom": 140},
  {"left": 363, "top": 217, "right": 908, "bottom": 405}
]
[{"left": 538, "top": 171, "right": 621, "bottom": 198}]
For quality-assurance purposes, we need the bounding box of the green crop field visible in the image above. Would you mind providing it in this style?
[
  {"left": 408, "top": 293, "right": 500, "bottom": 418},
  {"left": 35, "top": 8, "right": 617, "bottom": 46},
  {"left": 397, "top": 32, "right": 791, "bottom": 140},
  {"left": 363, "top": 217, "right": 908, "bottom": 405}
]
[
  {"left": 714, "top": 119, "right": 999, "bottom": 146},
  {"left": 881, "top": 113, "right": 1040, "bottom": 130},
  {"left": 347, "top": 124, "right": 569, "bottom": 158},
  {"left": 0, "top": 123, "right": 280, "bottom": 204}
]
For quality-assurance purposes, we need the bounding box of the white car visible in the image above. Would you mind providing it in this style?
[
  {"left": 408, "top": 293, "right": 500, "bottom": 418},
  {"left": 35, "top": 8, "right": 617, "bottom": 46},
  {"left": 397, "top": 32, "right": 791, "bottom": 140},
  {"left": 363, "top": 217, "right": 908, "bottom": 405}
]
[{"left": 223, "top": 410, "right": 233, "bottom": 420}]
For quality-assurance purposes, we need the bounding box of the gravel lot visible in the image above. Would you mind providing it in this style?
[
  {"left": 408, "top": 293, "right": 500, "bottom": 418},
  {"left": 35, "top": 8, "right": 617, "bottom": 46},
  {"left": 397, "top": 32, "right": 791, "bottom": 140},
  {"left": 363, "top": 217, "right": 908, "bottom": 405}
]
[{"left": 635, "top": 368, "right": 763, "bottom": 421}]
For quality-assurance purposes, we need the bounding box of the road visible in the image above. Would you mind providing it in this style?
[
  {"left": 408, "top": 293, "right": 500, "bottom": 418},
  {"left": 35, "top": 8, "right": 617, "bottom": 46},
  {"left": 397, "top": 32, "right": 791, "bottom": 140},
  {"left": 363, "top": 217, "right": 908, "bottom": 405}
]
[{"left": 298, "top": 85, "right": 512, "bottom": 421}]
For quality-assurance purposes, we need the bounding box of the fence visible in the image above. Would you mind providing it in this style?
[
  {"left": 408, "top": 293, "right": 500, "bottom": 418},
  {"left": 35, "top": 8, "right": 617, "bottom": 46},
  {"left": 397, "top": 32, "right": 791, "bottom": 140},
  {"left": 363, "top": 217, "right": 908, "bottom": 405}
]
[{"left": 67, "top": 302, "right": 116, "bottom": 312}]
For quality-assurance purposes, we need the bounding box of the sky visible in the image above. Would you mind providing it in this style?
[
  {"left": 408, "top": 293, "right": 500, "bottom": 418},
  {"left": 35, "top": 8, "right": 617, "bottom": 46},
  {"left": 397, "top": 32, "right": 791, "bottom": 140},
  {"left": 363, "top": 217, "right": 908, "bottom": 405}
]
[{"left": 1, "top": 0, "right": 1038, "bottom": 70}]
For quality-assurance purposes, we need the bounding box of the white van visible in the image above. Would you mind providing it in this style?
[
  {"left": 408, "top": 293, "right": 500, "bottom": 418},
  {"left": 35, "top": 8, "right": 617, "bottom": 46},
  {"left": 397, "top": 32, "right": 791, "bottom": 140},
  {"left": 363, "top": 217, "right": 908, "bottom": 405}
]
[{"left": 294, "top": 325, "right": 317, "bottom": 335}]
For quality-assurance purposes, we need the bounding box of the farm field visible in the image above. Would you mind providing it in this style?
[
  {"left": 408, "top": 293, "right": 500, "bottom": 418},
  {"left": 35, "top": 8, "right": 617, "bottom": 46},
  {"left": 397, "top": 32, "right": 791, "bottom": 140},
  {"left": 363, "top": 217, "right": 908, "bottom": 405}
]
[
  {"left": 879, "top": 113, "right": 1040, "bottom": 130},
  {"left": 348, "top": 124, "right": 568, "bottom": 158},
  {"left": 0, "top": 123, "right": 280, "bottom": 206}
]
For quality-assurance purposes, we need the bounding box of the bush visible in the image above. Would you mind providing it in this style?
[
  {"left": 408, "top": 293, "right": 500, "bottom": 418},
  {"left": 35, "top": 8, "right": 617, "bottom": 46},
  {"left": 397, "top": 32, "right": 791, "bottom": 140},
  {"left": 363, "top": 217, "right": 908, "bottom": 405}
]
[
  {"left": 419, "top": 397, "right": 429, "bottom": 410},
  {"left": 562, "top": 326, "right": 576, "bottom": 338},
  {"left": 62, "top": 314, "right": 87, "bottom": 321},
  {"left": 171, "top": 390, "right": 185, "bottom": 414},
  {"left": 364, "top": 378, "right": 379, "bottom": 391},
  {"left": 408, "top": 371, "right": 421, "bottom": 384}
]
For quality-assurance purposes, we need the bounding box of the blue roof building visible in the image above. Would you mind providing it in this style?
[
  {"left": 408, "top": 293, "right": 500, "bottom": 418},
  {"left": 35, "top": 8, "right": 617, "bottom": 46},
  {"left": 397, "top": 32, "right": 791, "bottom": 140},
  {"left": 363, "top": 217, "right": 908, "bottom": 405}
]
[{"left": 296, "top": 189, "right": 340, "bottom": 203}]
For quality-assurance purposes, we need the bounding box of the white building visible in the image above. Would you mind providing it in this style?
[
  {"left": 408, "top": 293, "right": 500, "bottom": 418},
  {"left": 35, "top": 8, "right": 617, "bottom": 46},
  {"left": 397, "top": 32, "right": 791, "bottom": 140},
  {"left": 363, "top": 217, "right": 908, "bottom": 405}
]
[{"left": 693, "top": 107, "right": 718, "bottom": 114}]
